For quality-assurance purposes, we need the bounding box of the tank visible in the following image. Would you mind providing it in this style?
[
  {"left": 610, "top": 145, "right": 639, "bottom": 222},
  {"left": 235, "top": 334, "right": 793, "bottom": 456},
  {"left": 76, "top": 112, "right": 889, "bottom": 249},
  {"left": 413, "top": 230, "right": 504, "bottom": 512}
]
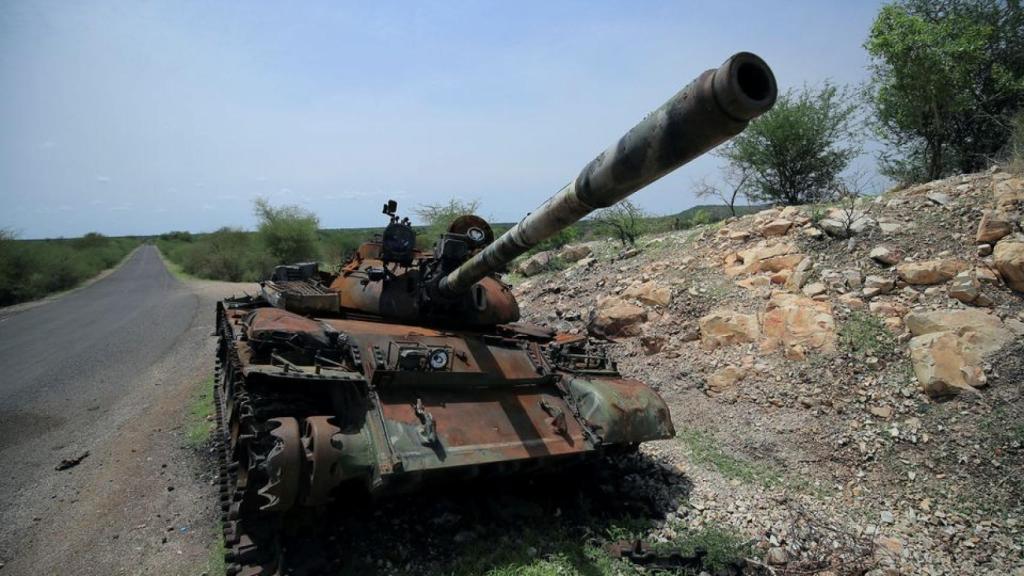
[{"left": 214, "top": 52, "right": 776, "bottom": 575}]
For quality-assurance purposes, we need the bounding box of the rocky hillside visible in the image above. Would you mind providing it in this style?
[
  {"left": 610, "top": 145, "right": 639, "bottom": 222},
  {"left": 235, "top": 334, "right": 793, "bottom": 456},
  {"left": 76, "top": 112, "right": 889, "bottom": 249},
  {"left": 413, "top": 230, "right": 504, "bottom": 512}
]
[{"left": 512, "top": 168, "right": 1024, "bottom": 575}]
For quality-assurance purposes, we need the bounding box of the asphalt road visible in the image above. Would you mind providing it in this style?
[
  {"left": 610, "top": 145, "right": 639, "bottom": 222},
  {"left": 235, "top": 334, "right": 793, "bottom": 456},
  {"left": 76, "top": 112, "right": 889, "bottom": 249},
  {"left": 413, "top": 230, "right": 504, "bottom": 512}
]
[
  {"left": 0, "top": 245, "right": 247, "bottom": 574},
  {"left": 0, "top": 245, "right": 194, "bottom": 453}
]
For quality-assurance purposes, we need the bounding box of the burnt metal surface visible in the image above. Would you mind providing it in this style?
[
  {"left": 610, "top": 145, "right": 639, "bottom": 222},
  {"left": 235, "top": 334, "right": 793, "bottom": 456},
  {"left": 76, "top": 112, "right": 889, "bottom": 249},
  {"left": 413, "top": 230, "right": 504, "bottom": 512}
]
[{"left": 213, "top": 52, "right": 775, "bottom": 575}]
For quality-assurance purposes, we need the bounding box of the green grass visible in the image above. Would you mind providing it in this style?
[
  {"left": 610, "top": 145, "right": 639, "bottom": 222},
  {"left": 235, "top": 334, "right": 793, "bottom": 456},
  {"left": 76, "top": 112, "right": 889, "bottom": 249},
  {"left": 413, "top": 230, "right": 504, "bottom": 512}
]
[
  {"left": 155, "top": 247, "right": 198, "bottom": 282},
  {"left": 442, "top": 521, "right": 750, "bottom": 576},
  {"left": 0, "top": 232, "right": 140, "bottom": 306},
  {"left": 676, "top": 428, "right": 780, "bottom": 487},
  {"left": 982, "top": 405, "right": 1024, "bottom": 448},
  {"left": 839, "top": 311, "right": 895, "bottom": 358},
  {"left": 206, "top": 529, "right": 226, "bottom": 576},
  {"left": 185, "top": 376, "right": 216, "bottom": 448}
]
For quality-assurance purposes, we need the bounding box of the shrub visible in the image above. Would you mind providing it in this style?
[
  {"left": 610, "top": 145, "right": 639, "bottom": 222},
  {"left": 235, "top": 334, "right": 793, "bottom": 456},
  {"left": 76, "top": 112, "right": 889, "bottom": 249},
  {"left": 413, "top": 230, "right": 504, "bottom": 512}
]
[
  {"left": 592, "top": 200, "right": 648, "bottom": 245},
  {"left": 722, "top": 83, "right": 860, "bottom": 205},
  {"left": 253, "top": 198, "right": 320, "bottom": 264},
  {"left": 525, "top": 225, "right": 580, "bottom": 256},
  {"left": 688, "top": 209, "right": 714, "bottom": 227},
  {"left": 178, "top": 228, "right": 268, "bottom": 282},
  {"left": 0, "top": 232, "right": 139, "bottom": 306}
]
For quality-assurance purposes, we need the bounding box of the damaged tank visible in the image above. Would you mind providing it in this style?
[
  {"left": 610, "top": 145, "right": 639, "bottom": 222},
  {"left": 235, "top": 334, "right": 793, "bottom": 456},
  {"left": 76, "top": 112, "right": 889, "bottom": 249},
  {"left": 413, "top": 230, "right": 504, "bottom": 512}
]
[{"left": 214, "top": 51, "right": 777, "bottom": 575}]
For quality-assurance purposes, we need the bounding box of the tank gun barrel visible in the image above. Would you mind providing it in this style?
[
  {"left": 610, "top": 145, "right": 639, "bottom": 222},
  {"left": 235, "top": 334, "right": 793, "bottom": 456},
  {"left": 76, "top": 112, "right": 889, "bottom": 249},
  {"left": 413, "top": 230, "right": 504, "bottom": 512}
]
[{"left": 439, "top": 52, "right": 777, "bottom": 297}]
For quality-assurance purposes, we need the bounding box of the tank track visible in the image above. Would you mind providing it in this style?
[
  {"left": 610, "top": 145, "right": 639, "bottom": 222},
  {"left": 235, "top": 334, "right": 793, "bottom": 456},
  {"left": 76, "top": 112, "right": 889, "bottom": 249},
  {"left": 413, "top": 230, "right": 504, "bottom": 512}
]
[{"left": 214, "top": 340, "right": 284, "bottom": 575}]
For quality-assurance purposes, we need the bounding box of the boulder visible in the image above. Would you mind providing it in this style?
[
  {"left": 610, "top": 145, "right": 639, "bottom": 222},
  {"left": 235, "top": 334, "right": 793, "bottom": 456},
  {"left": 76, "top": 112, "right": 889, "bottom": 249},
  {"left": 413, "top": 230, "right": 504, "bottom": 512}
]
[
  {"left": 909, "top": 332, "right": 987, "bottom": 397},
  {"left": 802, "top": 282, "right": 827, "bottom": 297},
  {"left": 897, "top": 259, "right": 969, "bottom": 285},
  {"left": 994, "top": 177, "right": 1024, "bottom": 212},
  {"left": 862, "top": 275, "right": 894, "bottom": 298},
  {"left": 780, "top": 206, "right": 810, "bottom": 225},
  {"left": 801, "top": 227, "right": 825, "bottom": 240},
  {"left": 819, "top": 208, "right": 875, "bottom": 237},
  {"left": 761, "top": 253, "right": 807, "bottom": 273},
  {"left": 843, "top": 269, "right": 864, "bottom": 290},
  {"left": 698, "top": 310, "right": 760, "bottom": 349},
  {"left": 905, "top": 308, "right": 1014, "bottom": 356},
  {"left": 783, "top": 256, "right": 813, "bottom": 291},
  {"left": 926, "top": 191, "right": 950, "bottom": 206},
  {"left": 878, "top": 221, "right": 901, "bottom": 235},
  {"left": 869, "top": 245, "right": 901, "bottom": 266},
  {"left": 559, "top": 244, "right": 592, "bottom": 263},
  {"left": 759, "top": 219, "right": 793, "bottom": 237},
  {"left": 622, "top": 280, "right": 672, "bottom": 307},
  {"left": 994, "top": 240, "right": 1024, "bottom": 292},
  {"left": 837, "top": 293, "right": 867, "bottom": 310},
  {"left": 868, "top": 300, "right": 907, "bottom": 318},
  {"left": 976, "top": 211, "right": 1013, "bottom": 244},
  {"left": 736, "top": 275, "right": 771, "bottom": 291},
  {"left": 707, "top": 365, "right": 746, "bottom": 394},
  {"left": 761, "top": 292, "right": 836, "bottom": 357},
  {"left": 517, "top": 251, "right": 552, "bottom": 277},
  {"left": 726, "top": 242, "right": 803, "bottom": 277},
  {"left": 588, "top": 296, "right": 647, "bottom": 339},
  {"left": 948, "top": 271, "right": 983, "bottom": 305}
]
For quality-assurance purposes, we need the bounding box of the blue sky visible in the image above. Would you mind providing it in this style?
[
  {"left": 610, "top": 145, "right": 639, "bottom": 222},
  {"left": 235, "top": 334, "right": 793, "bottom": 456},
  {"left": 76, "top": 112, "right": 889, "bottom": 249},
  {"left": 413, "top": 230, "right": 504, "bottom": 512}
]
[{"left": 0, "top": 0, "right": 885, "bottom": 238}]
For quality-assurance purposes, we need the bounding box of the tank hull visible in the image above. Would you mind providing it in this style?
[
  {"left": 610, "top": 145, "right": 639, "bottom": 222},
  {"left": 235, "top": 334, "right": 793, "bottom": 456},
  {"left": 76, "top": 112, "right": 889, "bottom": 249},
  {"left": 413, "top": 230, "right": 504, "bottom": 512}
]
[{"left": 216, "top": 298, "right": 673, "bottom": 503}]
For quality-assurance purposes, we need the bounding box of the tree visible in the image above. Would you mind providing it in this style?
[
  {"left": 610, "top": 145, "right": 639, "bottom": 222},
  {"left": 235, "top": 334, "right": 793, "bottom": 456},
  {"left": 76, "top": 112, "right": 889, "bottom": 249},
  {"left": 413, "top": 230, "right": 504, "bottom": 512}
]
[
  {"left": 253, "top": 198, "right": 321, "bottom": 264},
  {"left": 721, "top": 83, "right": 860, "bottom": 206},
  {"left": 866, "top": 0, "right": 1024, "bottom": 183},
  {"left": 592, "top": 200, "right": 648, "bottom": 246},
  {"left": 692, "top": 167, "right": 751, "bottom": 217},
  {"left": 1009, "top": 110, "right": 1024, "bottom": 173},
  {"left": 413, "top": 199, "right": 480, "bottom": 247}
]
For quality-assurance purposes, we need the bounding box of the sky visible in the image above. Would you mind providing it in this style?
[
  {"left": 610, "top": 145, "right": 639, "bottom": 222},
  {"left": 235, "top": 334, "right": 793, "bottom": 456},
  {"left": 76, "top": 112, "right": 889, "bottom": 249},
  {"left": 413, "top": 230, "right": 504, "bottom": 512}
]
[{"left": 0, "top": 0, "right": 886, "bottom": 239}]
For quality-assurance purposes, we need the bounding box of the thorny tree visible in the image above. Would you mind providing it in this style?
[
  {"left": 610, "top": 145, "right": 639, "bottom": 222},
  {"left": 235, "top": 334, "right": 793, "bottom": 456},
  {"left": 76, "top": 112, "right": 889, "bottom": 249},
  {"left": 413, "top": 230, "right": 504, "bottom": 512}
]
[
  {"left": 593, "top": 200, "right": 648, "bottom": 246},
  {"left": 721, "top": 83, "right": 860, "bottom": 206},
  {"left": 692, "top": 167, "right": 751, "bottom": 217}
]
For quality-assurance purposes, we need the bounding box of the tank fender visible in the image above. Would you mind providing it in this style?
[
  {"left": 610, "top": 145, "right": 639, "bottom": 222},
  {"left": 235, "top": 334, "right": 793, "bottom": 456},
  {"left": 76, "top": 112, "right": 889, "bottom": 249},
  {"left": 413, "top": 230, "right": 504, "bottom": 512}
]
[
  {"left": 244, "top": 307, "right": 333, "bottom": 347},
  {"left": 566, "top": 377, "right": 675, "bottom": 444}
]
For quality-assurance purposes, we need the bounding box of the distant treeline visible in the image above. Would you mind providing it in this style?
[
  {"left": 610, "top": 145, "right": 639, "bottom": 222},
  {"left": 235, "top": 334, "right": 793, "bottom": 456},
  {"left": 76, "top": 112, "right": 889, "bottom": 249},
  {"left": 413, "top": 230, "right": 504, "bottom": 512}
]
[
  {"left": 153, "top": 201, "right": 762, "bottom": 283},
  {"left": 0, "top": 232, "right": 140, "bottom": 306}
]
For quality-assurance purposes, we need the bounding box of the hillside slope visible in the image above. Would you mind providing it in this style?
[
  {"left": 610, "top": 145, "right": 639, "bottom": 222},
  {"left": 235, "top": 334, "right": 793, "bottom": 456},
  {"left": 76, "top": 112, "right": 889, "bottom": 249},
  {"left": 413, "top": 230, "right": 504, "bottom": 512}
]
[{"left": 512, "top": 168, "right": 1024, "bottom": 575}]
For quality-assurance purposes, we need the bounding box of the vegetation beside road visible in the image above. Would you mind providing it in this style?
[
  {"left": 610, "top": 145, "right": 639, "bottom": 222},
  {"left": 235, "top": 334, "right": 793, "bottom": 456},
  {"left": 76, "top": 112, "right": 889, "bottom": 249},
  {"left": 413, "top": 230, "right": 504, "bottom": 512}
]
[
  {"left": 0, "top": 231, "right": 140, "bottom": 306},
  {"left": 154, "top": 196, "right": 757, "bottom": 283}
]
